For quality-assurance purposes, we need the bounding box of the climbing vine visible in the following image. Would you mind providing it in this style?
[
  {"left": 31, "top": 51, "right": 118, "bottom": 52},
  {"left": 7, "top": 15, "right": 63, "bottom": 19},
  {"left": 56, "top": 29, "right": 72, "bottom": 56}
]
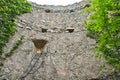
[
  {"left": 0, "top": 0, "right": 31, "bottom": 59},
  {"left": 86, "top": 0, "right": 120, "bottom": 69}
]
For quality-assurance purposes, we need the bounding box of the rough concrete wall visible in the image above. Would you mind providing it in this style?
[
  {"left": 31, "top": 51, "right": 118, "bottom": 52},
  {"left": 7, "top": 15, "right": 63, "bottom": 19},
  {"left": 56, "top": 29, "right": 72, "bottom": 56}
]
[{"left": 0, "top": 1, "right": 111, "bottom": 80}]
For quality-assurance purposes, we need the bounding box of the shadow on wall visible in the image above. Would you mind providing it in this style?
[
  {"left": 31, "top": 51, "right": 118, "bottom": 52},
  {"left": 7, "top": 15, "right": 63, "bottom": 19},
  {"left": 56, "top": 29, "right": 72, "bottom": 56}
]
[{"left": 41, "top": 28, "right": 75, "bottom": 33}]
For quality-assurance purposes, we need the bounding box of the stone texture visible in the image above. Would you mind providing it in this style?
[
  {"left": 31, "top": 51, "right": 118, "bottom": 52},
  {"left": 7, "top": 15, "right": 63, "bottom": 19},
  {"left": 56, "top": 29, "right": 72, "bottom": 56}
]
[{"left": 1, "top": 1, "right": 111, "bottom": 80}]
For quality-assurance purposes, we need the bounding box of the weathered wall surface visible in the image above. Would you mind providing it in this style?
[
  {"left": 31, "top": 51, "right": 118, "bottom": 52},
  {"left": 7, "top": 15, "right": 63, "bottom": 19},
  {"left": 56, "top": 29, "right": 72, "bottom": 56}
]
[{"left": 1, "top": 1, "right": 110, "bottom": 80}]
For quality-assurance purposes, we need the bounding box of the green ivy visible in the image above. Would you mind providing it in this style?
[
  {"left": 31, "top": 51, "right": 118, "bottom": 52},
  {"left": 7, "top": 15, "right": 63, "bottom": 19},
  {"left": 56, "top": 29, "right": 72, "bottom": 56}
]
[
  {"left": 86, "top": 0, "right": 120, "bottom": 69},
  {"left": 5, "top": 35, "right": 25, "bottom": 58},
  {"left": 0, "top": 35, "right": 25, "bottom": 67},
  {"left": 0, "top": 0, "right": 31, "bottom": 58}
]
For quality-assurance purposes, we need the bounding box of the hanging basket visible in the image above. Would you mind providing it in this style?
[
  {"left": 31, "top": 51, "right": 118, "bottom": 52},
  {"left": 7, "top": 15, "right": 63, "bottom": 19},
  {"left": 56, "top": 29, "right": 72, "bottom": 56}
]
[{"left": 31, "top": 39, "right": 48, "bottom": 53}]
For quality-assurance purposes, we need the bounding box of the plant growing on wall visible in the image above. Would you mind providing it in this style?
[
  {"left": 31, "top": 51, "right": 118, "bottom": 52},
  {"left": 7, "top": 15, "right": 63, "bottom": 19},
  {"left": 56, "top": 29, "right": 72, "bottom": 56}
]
[
  {"left": 86, "top": 0, "right": 120, "bottom": 69},
  {"left": 0, "top": 0, "right": 31, "bottom": 58}
]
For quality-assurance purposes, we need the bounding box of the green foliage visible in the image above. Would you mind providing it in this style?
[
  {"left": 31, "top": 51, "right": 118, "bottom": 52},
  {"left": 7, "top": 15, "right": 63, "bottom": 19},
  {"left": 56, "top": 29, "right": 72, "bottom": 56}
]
[
  {"left": 0, "top": 0, "right": 31, "bottom": 67},
  {"left": 0, "top": 35, "right": 24, "bottom": 67},
  {"left": 86, "top": 0, "right": 120, "bottom": 69},
  {"left": 5, "top": 35, "right": 25, "bottom": 57},
  {"left": 0, "top": 0, "right": 31, "bottom": 58}
]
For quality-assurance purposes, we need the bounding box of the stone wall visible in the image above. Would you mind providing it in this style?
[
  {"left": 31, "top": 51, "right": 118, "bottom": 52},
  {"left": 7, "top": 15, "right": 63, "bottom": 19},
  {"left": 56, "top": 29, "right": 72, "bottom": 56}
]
[{"left": 0, "top": 1, "right": 111, "bottom": 80}]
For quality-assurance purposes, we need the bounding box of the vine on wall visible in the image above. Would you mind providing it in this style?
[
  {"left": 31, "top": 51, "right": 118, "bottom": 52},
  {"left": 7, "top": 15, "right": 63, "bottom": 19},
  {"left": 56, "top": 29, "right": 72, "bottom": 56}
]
[
  {"left": 86, "top": 0, "right": 120, "bottom": 69},
  {"left": 0, "top": 0, "right": 31, "bottom": 60}
]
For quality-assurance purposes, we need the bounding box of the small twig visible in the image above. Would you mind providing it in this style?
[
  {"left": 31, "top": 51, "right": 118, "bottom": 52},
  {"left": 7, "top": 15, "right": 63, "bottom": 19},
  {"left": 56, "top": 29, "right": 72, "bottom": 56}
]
[
  {"left": 18, "top": 53, "right": 41, "bottom": 80},
  {"left": 18, "top": 52, "right": 48, "bottom": 80},
  {"left": 29, "top": 58, "right": 45, "bottom": 74}
]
